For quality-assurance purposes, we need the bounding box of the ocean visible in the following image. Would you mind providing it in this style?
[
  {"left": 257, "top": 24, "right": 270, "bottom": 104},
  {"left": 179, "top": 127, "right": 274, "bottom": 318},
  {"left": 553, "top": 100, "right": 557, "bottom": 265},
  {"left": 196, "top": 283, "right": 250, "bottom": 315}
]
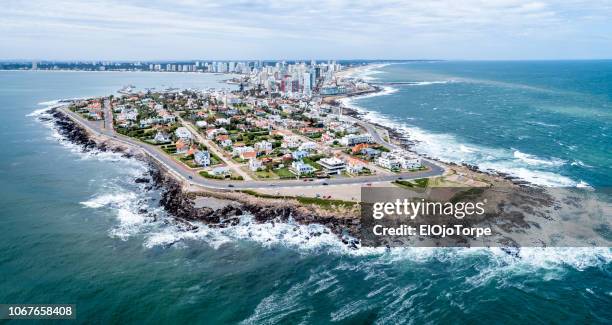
[
  {"left": 343, "top": 61, "right": 612, "bottom": 188},
  {"left": 0, "top": 64, "right": 611, "bottom": 324}
]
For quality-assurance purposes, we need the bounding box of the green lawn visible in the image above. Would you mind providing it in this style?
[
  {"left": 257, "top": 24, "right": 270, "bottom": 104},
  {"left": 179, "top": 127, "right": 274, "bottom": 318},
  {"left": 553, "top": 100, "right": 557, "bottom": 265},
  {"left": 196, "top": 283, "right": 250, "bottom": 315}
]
[
  {"left": 394, "top": 178, "right": 429, "bottom": 188},
  {"left": 274, "top": 167, "right": 295, "bottom": 179},
  {"left": 255, "top": 170, "right": 277, "bottom": 179}
]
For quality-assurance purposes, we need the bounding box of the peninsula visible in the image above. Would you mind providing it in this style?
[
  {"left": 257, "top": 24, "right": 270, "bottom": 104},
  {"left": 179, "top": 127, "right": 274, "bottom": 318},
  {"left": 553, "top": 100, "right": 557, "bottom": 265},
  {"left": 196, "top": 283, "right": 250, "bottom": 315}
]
[{"left": 47, "top": 61, "right": 520, "bottom": 242}]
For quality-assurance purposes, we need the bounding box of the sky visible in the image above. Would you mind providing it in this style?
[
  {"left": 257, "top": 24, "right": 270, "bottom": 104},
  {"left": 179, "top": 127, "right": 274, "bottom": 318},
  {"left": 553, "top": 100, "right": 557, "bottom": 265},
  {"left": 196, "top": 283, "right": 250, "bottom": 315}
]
[{"left": 1, "top": 0, "right": 611, "bottom": 60}]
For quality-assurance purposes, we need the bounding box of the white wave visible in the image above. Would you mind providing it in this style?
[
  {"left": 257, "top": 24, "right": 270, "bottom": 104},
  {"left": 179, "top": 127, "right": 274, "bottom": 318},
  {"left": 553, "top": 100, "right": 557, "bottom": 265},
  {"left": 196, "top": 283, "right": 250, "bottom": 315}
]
[
  {"left": 340, "top": 97, "right": 578, "bottom": 187},
  {"left": 513, "top": 150, "right": 565, "bottom": 167},
  {"left": 571, "top": 160, "right": 592, "bottom": 168},
  {"left": 528, "top": 121, "right": 560, "bottom": 128},
  {"left": 576, "top": 180, "right": 593, "bottom": 189},
  {"left": 37, "top": 99, "right": 61, "bottom": 106},
  {"left": 338, "top": 86, "right": 398, "bottom": 110},
  {"left": 29, "top": 93, "right": 608, "bottom": 275},
  {"left": 345, "top": 63, "right": 390, "bottom": 81},
  {"left": 27, "top": 99, "right": 67, "bottom": 117},
  {"left": 26, "top": 107, "right": 53, "bottom": 117},
  {"left": 406, "top": 80, "right": 455, "bottom": 86},
  {"left": 81, "top": 192, "right": 137, "bottom": 209}
]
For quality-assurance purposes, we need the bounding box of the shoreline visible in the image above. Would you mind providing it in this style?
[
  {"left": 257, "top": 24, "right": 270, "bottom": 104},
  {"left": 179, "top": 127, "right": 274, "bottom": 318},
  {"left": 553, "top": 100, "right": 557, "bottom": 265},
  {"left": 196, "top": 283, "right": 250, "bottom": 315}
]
[
  {"left": 334, "top": 65, "right": 538, "bottom": 188},
  {"left": 40, "top": 85, "right": 609, "bottom": 249},
  {"left": 47, "top": 107, "right": 362, "bottom": 244}
]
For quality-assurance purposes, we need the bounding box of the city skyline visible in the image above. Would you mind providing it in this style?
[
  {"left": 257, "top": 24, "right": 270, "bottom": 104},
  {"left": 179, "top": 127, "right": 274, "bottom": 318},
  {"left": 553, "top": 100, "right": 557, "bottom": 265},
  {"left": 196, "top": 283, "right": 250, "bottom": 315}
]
[{"left": 2, "top": 0, "right": 612, "bottom": 61}]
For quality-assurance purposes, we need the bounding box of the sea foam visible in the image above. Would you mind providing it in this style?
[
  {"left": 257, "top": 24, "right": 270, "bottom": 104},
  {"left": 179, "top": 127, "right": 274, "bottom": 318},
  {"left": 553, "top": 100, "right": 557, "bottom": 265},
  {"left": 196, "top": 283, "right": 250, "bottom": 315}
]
[{"left": 341, "top": 67, "right": 581, "bottom": 187}]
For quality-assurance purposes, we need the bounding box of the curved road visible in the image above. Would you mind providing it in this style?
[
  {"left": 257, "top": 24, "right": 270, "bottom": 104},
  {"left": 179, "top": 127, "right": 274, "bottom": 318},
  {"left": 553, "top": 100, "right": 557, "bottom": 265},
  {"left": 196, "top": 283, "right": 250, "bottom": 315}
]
[{"left": 61, "top": 104, "right": 444, "bottom": 190}]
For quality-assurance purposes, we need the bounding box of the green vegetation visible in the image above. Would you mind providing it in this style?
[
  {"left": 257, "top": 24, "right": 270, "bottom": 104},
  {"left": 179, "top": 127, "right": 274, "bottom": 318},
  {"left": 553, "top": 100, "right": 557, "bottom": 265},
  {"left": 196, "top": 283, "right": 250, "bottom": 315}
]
[
  {"left": 255, "top": 170, "right": 276, "bottom": 179},
  {"left": 394, "top": 178, "right": 429, "bottom": 188},
  {"left": 161, "top": 144, "right": 177, "bottom": 154},
  {"left": 239, "top": 190, "right": 357, "bottom": 210},
  {"left": 302, "top": 157, "right": 322, "bottom": 170},
  {"left": 199, "top": 171, "right": 224, "bottom": 180},
  {"left": 274, "top": 167, "right": 295, "bottom": 179}
]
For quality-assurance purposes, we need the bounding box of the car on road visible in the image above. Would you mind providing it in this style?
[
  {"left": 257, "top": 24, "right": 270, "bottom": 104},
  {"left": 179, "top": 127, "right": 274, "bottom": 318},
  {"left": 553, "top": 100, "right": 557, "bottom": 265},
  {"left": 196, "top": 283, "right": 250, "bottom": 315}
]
[
  {"left": 322, "top": 182, "right": 328, "bottom": 186},
  {"left": 188, "top": 176, "right": 193, "bottom": 180},
  {"left": 228, "top": 184, "right": 234, "bottom": 188}
]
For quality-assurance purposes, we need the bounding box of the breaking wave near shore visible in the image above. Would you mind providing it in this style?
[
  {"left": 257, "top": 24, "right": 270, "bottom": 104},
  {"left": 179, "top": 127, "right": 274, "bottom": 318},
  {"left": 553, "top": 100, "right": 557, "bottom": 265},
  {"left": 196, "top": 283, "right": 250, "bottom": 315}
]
[
  {"left": 340, "top": 67, "right": 584, "bottom": 188},
  {"left": 29, "top": 94, "right": 610, "bottom": 279}
]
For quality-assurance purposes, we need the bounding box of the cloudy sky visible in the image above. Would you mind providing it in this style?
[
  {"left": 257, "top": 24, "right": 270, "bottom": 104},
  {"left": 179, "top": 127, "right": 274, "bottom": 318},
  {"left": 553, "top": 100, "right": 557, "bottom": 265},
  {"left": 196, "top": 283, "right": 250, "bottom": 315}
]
[{"left": 2, "top": 0, "right": 611, "bottom": 60}]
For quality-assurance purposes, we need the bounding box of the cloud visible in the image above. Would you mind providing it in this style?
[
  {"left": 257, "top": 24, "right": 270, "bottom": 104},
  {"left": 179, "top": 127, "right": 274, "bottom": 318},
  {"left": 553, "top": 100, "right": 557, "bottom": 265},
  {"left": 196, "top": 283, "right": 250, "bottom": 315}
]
[{"left": 1, "top": 0, "right": 611, "bottom": 59}]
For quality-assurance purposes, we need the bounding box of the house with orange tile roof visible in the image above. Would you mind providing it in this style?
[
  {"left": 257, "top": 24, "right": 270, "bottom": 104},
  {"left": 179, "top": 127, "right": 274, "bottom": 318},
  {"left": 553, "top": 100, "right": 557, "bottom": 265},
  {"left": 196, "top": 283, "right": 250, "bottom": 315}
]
[{"left": 175, "top": 139, "right": 189, "bottom": 154}]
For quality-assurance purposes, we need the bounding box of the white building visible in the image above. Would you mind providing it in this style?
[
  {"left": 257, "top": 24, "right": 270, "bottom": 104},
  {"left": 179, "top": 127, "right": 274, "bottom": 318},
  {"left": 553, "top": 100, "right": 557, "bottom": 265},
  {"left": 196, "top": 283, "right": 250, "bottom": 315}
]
[
  {"left": 290, "top": 161, "right": 315, "bottom": 175},
  {"left": 318, "top": 157, "right": 346, "bottom": 175},
  {"left": 194, "top": 151, "right": 211, "bottom": 167},
  {"left": 340, "top": 134, "right": 373, "bottom": 146},
  {"left": 376, "top": 150, "right": 422, "bottom": 170},
  {"left": 195, "top": 120, "right": 208, "bottom": 128},
  {"left": 346, "top": 158, "right": 366, "bottom": 174},
  {"left": 282, "top": 136, "right": 301, "bottom": 149},
  {"left": 219, "top": 138, "right": 233, "bottom": 148},
  {"left": 249, "top": 158, "right": 262, "bottom": 171},
  {"left": 211, "top": 166, "right": 230, "bottom": 176},
  {"left": 175, "top": 127, "right": 192, "bottom": 140},
  {"left": 232, "top": 146, "right": 255, "bottom": 157},
  {"left": 206, "top": 128, "right": 227, "bottom": 139},
  {"left": 376, "top": 153, "right": 401, "bottom": 170},
  {"left": 215, "top": 118, "right": 231, "bottom": 126},
  {"left": 298, "top": 141, "right": 317, "bottom": 151},
  {"left": 153, "top": 131, "right": 171, "bottom": 143},
  {"left": 254, "top": 140, "right": 273, "bottom": 153}
]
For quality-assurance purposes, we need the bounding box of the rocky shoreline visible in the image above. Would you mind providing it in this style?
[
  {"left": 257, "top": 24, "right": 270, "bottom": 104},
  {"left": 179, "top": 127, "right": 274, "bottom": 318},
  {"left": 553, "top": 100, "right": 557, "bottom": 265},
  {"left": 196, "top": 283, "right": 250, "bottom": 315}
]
[
  {"left": 48, "top": 107, "right": 361, "bottom": 247},
  {"left": 45, "top": 106, "right": 607, "bottom": 249},
  {"left": 331, "top": 90, "right": 533, "bottom": 187}
]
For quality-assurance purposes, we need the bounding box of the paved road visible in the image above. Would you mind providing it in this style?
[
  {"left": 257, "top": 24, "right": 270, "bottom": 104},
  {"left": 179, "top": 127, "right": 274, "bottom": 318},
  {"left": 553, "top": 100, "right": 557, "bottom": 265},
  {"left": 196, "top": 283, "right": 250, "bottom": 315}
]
[
  {"left": 102, "top": 99, "right": 113, "bottom": 130},
  {"left": 177, "top": 116, "right": 253, "bottom": 181},
  {"left": 60, "top": 105, "right": 445, "bottom": 190}
]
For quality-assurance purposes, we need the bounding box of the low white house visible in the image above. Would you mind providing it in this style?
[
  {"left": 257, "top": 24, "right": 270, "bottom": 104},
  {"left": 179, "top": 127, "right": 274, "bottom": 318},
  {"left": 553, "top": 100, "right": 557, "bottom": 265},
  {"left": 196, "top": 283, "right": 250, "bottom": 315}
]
[
  {"left": 291, "top": 150, "right": 309, "bottom": 160},
  {"left": 346, "top": 158, "right": 366, "bottom": 174},
  {"left": 254, "top": 140, "right": 273, "bottom": 153},
  {"left": 282, "top": 136, "right": 301, "bottom": 149},
  {"left": 175, "top": 127, "right": 192, "bottom": 140},
  {"left": 376, "top": 153, "right": 401, "bottom": 170},
  {"left": 215, "top": 118, "right": 231, "bottom": 126},
  {"left": 340, "top": 134, "right": 373, "bottom": 146},
  {"left": 206, "top": 128, "right": 227, "bottom": 139},
  {"left": 194, "top": 151, "right": 211, "bottom": 167},
  {"left": 318, "top": 157, "right": 346, "bottom": 175},
  {"left": 211, "top": 166, "right": 230, "bottom": 176},
  {"left": 153, "top": 131, "right": 171, "bottom": 143},
  {"left": 299, "top": 141, "right": 317, "bottom": 151},
  {"left": 249, "top": 158, "right": 262, "bottom": 171},
  {"left": 195, "top": 120, "right": 208, "bottom": 128},
  {"left": 232, "top": 146, "right": 255, "bottom": 157},
  {"left": 290, "top": 161, "right": 315, "bottom": 175},
  {"left": 376, "top": 150, "right": 422, "bottom": 170},
  {"left": 219, "top": 138, "right": 233, "bottom": 148}
]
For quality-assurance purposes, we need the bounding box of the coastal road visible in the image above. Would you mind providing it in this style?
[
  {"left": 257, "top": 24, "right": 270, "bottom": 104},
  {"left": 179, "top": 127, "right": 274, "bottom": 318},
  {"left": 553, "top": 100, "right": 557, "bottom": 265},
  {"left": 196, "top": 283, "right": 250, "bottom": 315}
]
[
  {"left": 59, "top": 105, "right": 444, "bottom": 190},
  {"left": 339, "top": 113, "right": 448, "bottom": 172}
]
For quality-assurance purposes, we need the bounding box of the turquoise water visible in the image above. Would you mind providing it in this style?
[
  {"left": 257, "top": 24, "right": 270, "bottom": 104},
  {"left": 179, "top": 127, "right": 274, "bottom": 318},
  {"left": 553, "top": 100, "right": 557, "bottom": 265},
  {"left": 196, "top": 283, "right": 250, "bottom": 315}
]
[
  {"left": 346, "top": 61, "right": 612, "bottom": 187},
  {"left": 1, "top": 67, "right": 611, "bottom": 323}
]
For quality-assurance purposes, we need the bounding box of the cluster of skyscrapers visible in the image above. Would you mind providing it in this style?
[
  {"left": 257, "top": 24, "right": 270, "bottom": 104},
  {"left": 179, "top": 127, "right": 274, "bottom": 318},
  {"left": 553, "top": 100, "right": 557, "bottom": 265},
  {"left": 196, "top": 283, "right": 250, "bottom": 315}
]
[{"left": 251, "top": 60, "right": 341, "bottom": 97}]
